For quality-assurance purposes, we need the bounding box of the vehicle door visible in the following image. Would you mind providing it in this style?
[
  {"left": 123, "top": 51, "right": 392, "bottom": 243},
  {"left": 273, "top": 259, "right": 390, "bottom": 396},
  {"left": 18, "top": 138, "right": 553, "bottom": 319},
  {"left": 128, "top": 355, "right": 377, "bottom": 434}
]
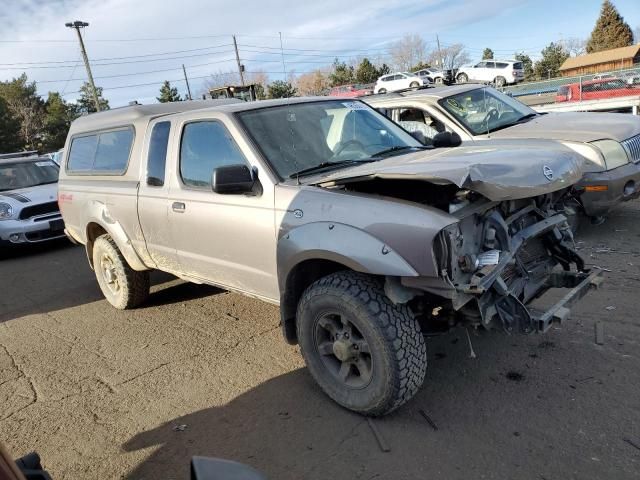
[
  {"left": 137, "top": 118, "right": 182, "bottom": 272},
  {"left": 482, "top": 62, "right": 496, "bottom": 82},
  {"left": 391, "top": 74, "right": 407, "bottom": 91},
  {"left": 470, "top": 62, "right": 487, "bottom": 81},
  {"left": 167, "top": 113, "right": 278, "bottom": 301}
]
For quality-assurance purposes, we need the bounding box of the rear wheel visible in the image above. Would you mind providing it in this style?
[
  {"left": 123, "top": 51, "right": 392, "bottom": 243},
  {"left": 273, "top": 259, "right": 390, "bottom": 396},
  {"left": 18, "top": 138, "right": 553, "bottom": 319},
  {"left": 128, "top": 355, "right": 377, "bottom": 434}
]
[
  {"left": 409, "top": 81, "right": 420, "bottom": 88},
  {"left": 377, "top": 88, "right": 387, "bottom": 94},
  {"left": 296, "top": 271, "right": 427, "bottom": 416},
  {"left": 456, "top": 73, "right": 468, "bottom": 83},
  {"left": 93, "top": 234, "right": 150, "bottom": 309},
  {"left": 494, "top": 76, "right": 506, "bottom": 87}
]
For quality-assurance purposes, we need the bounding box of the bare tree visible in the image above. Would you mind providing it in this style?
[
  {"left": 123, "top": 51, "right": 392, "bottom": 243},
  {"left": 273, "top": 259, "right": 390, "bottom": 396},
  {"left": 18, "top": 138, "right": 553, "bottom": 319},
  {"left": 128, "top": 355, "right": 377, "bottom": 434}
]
[
  {"left": 246, "top": 70, "right": 269, "bottom": 88},
  {"left": 296, "top": 70, "right": 330, "bottom": 96},
  {"left": 389, "top": 34, "right": 429, "bottom": 71},
  {"left": 561, "top": 37, "right": 587, "bottom": 57},
  {"left": 428, "top": 44, "right": 470, "bottom": 70}
]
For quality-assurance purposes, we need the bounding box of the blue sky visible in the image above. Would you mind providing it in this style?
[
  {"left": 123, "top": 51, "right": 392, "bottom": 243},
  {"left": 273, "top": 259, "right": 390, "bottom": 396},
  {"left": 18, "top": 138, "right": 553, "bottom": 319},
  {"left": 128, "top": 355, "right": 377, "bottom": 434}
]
[{"left": 0, "top": 0, "right": 638, "bottom": 107}]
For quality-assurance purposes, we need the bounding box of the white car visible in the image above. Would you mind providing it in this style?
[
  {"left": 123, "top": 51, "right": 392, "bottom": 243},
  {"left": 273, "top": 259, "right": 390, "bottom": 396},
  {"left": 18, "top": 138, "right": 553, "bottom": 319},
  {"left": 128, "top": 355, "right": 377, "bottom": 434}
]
[
  {"left": 455, "top": 60, "right": 524, "bottom": 87},
  {"left": 413, "top": 68, "right": 447, "bottom": 85},
  {"left": 374, "top": 72, "right": 424, "bottom": 94}
]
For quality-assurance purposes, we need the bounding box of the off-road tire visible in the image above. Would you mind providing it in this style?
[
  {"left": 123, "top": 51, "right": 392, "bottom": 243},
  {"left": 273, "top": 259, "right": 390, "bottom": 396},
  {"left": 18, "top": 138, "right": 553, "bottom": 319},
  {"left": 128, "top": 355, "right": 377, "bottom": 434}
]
[
  {"left": 409, "top": 81, "right": 420, "bottom": 88},
  {"left": 93, "top": 234, "right": 150, "bottom": 310},
  {"left": 296, "top": 271, "right": 427, "bottom": 416},
  {"left": 456, "top": 73, "right": 468, "bottom": 83},
  {"left": 494, "top": 76, "right": 506, "bottom": 87}
]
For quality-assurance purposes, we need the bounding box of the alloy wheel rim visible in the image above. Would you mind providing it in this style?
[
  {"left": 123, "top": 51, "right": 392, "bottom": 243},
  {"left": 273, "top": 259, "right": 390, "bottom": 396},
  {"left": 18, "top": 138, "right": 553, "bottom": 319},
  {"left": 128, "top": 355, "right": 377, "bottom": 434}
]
[{"left": 100, "top": 253, "right": 120, "bottom": 295}]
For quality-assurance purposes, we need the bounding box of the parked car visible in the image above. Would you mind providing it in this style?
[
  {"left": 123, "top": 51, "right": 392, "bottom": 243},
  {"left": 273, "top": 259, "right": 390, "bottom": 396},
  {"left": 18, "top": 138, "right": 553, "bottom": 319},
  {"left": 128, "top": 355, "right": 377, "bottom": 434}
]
[
  {"left": 455, "top": 60, "right": 524, "bottom": 86},
  {"left": 413, "top": 67, "right": 450, "bottom": 85},
  {"left": 374, "top": 72, "right": 424, "bottom": 94},
  {"left": 59, "top": 98, "right": 600, "bottom": 416},
  {"left": 0, "top": 154, "right": 65, "bottom": 246},
  {"left": 556, "top": 78, "right": 640, "bottom": 102},
  {"left": 328, "top": 84, "right": 374, "bottom": 97},
  {"left": 618, "top": 70, "right": 640, "bottom": 86},
  {"left": 365, "top": 84, "right": 640, "bottom": 221}
]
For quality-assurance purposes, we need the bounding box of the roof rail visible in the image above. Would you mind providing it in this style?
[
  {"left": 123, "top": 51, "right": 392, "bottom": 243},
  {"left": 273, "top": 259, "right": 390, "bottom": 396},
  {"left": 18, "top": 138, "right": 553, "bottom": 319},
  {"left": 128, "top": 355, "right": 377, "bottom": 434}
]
[{"left": 0, "top": 151, "right": 39, "bottom": 160}]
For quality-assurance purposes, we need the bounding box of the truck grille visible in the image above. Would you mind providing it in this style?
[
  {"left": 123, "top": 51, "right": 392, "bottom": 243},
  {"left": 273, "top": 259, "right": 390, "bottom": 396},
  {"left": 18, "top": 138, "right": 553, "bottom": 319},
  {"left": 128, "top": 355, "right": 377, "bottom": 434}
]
[
  {"left": 622, "top": 134, "right": 640, "bottom": 164},
  {"left": 18, "top": 201, "right": 60, "bottom": 220}
]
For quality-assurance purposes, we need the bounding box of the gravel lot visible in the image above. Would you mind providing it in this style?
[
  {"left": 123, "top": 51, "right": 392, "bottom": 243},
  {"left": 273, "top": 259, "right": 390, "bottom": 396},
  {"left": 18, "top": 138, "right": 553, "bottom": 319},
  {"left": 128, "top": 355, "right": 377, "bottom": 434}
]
[{"left": 1, "top": 203, "right": 639, "bottom": 480}]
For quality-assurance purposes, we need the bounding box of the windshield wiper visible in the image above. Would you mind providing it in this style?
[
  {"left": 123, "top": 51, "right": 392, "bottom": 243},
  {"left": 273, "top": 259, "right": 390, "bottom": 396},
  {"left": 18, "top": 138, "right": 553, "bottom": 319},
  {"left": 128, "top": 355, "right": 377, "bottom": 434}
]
[
  {"left": 289, "top": 159, "right": 376, "bottom": 179},
  {"left": 371, "top": 145, "right": 427, "bottom": 157}
]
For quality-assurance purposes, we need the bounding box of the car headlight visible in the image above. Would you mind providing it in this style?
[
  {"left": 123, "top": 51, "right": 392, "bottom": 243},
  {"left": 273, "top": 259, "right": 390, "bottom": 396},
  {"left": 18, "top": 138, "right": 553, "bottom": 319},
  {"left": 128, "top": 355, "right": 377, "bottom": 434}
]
[
  {"left": 591, "top": 139, "right": 629, "bottom": 169},
  {"left": 0, "top": 202, "right": 13, "bottom": 220},
  {"left": 560, "top": 141, "right": 605, "bottom": 171}
]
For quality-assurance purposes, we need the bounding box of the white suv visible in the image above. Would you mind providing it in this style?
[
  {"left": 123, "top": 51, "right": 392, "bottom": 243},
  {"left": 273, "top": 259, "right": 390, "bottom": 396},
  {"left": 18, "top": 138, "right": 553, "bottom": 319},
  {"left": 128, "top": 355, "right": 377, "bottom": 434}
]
[
  {"left": 455, "top": 60, "right": 524, "bottom": 86},
  {"left": 374, "top": 72, "right": 424, "bottom": 94}
]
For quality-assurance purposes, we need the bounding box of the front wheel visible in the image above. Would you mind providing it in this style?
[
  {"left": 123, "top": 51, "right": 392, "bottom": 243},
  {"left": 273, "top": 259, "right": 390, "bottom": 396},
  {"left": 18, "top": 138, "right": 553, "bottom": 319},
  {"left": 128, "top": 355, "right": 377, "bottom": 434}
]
[
  {"left": 377, "top": 88, "right": 387, "bottom": 94},
  {"left": 494, "top": 76, "right": 506, "bottom": 87},
  {"left": 456, "top": 73, "right": 468, "bottom": 83},
  {"left": 409, "top": 81, "right": 420, "bottom": 88},
  {"left": 93, "top": 234, "right": 150, "bottom": 309},
  {"left": 296, "top": 272, "right": 427, "bottom": 416}
]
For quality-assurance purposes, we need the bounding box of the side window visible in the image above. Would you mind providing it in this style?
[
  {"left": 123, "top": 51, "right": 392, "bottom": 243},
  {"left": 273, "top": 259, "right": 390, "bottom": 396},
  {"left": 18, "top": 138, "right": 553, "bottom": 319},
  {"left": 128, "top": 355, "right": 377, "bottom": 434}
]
[
  {"left": 495, "top": 62, "right": 508, "bottom": 68},
  {"left": 485, "top": 62, "right": 496, "bottom": 69},
  {"left": 147, "top": 121, "right": 171, "bottom": 186},
  {"left": 67, "top": 127, "right": 133, "bottom": 174},
  {"left": 475, "top": 62, "right": 486, "bottom": 68},
  {"left": 180, "top": 121, "right": 247, "bottom": 189}
]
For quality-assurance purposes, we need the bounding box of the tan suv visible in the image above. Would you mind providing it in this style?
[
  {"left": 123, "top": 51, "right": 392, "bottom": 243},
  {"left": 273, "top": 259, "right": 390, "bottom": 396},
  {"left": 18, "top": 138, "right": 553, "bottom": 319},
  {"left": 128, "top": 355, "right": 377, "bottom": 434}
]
[{"left": 58, "top": 97, "right": 601, "bottom": 415}]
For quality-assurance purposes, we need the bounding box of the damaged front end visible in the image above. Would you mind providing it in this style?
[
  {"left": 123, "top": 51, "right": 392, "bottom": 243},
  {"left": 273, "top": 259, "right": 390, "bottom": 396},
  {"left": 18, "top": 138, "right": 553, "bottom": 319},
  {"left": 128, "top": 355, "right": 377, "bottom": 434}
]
[{"left": 419, "top": 193, "right": 602, "bottom": 333}]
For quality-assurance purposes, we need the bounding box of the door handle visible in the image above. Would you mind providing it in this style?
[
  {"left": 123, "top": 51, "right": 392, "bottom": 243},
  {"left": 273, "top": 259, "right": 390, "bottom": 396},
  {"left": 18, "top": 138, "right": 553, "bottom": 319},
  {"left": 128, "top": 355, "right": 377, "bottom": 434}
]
[{"left": 172, "top": 202, "right": 186, "bottom": 212}]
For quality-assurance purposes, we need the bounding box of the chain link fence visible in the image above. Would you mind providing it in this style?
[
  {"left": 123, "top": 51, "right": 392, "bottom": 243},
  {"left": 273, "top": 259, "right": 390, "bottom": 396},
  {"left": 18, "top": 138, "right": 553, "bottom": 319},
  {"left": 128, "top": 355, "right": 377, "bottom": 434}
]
[{"left": 501, "top": 65, "right": 640, "bottom": 107}]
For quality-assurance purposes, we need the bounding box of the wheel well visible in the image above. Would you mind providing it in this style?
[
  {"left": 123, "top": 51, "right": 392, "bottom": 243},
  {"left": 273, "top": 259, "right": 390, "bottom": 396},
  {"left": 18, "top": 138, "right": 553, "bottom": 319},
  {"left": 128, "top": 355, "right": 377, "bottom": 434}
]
[
  {"left": 281, "top": 259, "right": 351, "bottom": 345},
  {"left": 86, "top": 222, "right": 108, "bottom": 268}
]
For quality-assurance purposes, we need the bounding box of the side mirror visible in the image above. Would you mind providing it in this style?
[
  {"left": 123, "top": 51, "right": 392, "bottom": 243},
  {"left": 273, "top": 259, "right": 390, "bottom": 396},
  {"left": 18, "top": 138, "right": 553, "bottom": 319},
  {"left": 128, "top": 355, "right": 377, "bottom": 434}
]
[
  {"left": 432, "top": 131, "right": 462, "bottom": 148},
  {"left": 211, "top": 164, "right": 256, "bottom": 194},
  {"left": 410, "top": 130, "right": 427, "bottom": 145}
]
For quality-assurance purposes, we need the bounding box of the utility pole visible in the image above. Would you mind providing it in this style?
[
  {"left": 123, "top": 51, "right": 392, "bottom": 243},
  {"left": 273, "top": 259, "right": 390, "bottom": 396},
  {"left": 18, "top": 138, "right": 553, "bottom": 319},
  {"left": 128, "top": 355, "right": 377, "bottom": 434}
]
[
  {"left": 182, "top": 64, "right": 192, "bottom": 100},
  {"left": 232, "top": 35, "right": 245, "bottom": 86},
  {"left": 436, "top": 34, "right": 444, "bottom": 70},
  {"left": 65, "top": 21, "right": 101, "bottom": 112}
]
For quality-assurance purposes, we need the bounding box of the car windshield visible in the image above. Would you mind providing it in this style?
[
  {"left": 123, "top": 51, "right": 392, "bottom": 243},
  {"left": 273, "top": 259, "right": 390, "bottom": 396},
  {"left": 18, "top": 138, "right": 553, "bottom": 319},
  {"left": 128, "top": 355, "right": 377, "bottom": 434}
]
[
  {"left": 0, "top": 159, "right": 59, "bottom": 192},
  {"left": 236, "top": 100, "right": 422, "bottom": 179},
  {"left": 439, "top": 87, "right": 537, "bottom": 135}
]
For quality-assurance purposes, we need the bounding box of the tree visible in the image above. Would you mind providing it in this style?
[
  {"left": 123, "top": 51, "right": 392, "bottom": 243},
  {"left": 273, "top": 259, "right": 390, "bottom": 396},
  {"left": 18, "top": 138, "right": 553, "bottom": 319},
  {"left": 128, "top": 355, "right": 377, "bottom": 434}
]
[
  {"left": 534, "top": 42, "right": 569, "bottom": 80},
  {"left": 76, "top": 82, "right": 109, "bottom": 114},
  {"left": 410, "top": 61, "right": 431, "bottom": 72},
  {"left": 0, "top": 74, "right": 45, "bottom": 149},
  {"left": 514, "top": 52, "right": 534, "bottom": 81},
  {"left": 267, "top": 80, "right": 297, "bottom": 99},
  {"left": 561, "top": 38, "right": 587, "bottom": 57},
  {"left": 329, "top": 59, "right": 355, "bottom": 87},
  {"left": 42, "top": 92, "right": 75, "bottom": 151},
  {"left": 389, "top": 34, "right": 428, "bottom": 71},
  {"left": 482, "top": 48, "right": 494, "bottom": 60},
  {"left": 157, "top": 81, "right": 182, "bottom": 103},
  {"left": 428, "top": 44, "right": 470, "bottom": 70},
  {"left": 0, "top": 96, "right": 21, "bottom": 153},
  {"left": 355, "top": 58, "right": 380, "bottom": 84},
  {"left": 296, "top": 70, "right": 330, "bottom": 96},
  {"left": 586, "top": 0, "right": 633, "bottom": 53}
]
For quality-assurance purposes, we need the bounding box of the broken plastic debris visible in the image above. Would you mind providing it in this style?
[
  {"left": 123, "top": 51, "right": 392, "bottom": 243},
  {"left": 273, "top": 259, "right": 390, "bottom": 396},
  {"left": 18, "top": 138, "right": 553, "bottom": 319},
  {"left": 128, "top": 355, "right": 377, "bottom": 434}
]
[{"left": 172, "top": 424, "right": 187, "bottom": 432}]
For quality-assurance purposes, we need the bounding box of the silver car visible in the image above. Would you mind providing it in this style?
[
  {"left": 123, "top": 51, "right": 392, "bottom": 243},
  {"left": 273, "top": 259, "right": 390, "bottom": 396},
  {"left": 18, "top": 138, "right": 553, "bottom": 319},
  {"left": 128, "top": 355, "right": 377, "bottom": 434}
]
[
  {"left": 365, "top": 84, "right": 640, "bottom": 221},
  {"left": 0, "top": 155, "right": 64, "bottom": 246},
  {"left": 58, "top": 98, "right": 602, "bottom": 415}
]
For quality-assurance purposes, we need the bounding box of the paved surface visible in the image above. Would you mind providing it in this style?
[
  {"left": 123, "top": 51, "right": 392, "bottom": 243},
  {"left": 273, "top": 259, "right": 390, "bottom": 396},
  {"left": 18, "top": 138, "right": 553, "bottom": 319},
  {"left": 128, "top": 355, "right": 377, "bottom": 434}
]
[{"left": 1, "top": 204, "right": 639, "bottom": 480}]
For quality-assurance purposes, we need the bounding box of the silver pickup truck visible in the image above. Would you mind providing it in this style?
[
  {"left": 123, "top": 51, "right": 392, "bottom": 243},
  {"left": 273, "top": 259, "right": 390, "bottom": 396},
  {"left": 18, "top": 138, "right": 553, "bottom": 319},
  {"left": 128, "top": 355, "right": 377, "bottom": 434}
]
[{"left": 58, "top": 98, "right": 602, "bottom": 415}]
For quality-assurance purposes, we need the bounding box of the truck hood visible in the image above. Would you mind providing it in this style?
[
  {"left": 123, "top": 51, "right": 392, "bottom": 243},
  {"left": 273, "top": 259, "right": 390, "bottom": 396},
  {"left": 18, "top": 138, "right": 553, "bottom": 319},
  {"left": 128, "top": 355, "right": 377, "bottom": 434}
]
[
  {"left": 0, "top": 183, "right": 58, "bottom": 207},
  {"left": 307, "top": 143, "right": 584, "bottom": 201},
  {"left": 487, "top": 112, "right": 640, "bottom": 143}
]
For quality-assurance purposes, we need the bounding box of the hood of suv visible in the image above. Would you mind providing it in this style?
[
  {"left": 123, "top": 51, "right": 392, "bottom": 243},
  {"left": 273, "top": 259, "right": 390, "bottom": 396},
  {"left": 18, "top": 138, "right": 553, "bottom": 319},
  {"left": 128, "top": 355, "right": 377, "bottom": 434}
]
[
  {"left": 307, "top": 142, "right": 584, "bottom": 201},
  {"left": 487, "top": 112, "right": 640, "bottom": 142}
]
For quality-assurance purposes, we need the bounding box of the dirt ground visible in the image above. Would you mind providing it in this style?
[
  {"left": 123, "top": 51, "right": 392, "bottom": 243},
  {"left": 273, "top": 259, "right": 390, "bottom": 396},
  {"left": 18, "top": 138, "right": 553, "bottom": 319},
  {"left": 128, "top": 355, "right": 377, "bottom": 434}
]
[{"left": 1, "top": 203, "right": 639, "bottom": 480}]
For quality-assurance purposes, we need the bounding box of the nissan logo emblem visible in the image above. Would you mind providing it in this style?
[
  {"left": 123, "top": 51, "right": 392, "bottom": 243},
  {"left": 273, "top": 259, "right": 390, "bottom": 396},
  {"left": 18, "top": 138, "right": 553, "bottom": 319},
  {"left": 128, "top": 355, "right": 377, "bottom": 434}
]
[{"left": 543, "top": 165, "right": 554, "bottom": 181}]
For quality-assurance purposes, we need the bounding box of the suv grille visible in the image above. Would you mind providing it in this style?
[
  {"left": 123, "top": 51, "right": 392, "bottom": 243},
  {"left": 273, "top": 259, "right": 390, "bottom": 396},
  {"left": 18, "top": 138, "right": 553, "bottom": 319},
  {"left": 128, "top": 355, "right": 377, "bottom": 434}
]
[
  {"left": 622, "top": 134, "right": 640, "bottom": 164},
  {"left": 19, "top": 201, "right": 59, "bottom": 220}
]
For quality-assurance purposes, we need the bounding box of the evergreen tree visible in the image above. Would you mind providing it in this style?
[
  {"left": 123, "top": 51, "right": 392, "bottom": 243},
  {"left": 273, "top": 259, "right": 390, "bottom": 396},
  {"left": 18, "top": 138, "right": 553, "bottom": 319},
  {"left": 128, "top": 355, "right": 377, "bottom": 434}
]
[
  {"left": 586, "top": 0, "right": 633, "bottom": 53},
  {"left": 157, "top": 80, "right": 182, "bottom": 103},
  {"left": 43, "top": 92, "right": 75, "bottom": 151},
  {"left": 267, "top": 80, "right": 297, "bottom": 99},
  {"left": 534, "top": 42, "right": 569, "bottom": 80},
  {"left": 514, "top": 52, "right": 534, "bottom": 80},
  {"left": 0, "top": 96, "right": 21, "bottom": 153},
  {"left": 482, "top": 48, "right": 494, "bottom": 60},
  {"left": 329, "top": 59, "right": 355, "bottom": 87},
  {"left": 355, "top": 58, "right": 379, "bottom": 84},
  {"left": 76, "top": 82, "right": 109, "bottom": 114}
]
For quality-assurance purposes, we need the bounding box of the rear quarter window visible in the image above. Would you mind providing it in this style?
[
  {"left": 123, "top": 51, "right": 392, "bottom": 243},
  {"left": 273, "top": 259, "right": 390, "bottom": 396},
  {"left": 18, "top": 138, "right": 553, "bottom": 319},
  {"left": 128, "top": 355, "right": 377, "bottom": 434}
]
[
  {"left": 67, "top": 126, "right": 134, "bottom": 174},
  {"left": 495, "top": 62, "right": 509, "bottom": 68}
]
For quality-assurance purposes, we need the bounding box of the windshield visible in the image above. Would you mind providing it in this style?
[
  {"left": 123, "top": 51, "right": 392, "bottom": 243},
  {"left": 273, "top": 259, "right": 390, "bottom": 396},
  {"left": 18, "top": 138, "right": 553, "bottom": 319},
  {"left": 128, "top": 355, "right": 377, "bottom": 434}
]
[
  {"left": 439, "top": 87, "right": 536, "bottom": 135},
  {"left": 0, "top": 160, "right": 59, "bottom": 192},
  {"left": 236, "top": 100, "right": 422, "bottom": 179}
]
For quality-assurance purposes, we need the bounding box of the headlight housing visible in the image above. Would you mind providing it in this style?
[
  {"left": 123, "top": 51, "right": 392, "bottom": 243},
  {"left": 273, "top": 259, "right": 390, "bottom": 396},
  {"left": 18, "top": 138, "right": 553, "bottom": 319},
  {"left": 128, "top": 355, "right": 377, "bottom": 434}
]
[
  {"left": 560, "top": 141, "right": 605, "bottom": 171},
  {"left": 591, "top": 139, "right": 629, "bottom": 170},
  {"left": 0, "top": 202, "right": 13, "bottom": 220}
]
